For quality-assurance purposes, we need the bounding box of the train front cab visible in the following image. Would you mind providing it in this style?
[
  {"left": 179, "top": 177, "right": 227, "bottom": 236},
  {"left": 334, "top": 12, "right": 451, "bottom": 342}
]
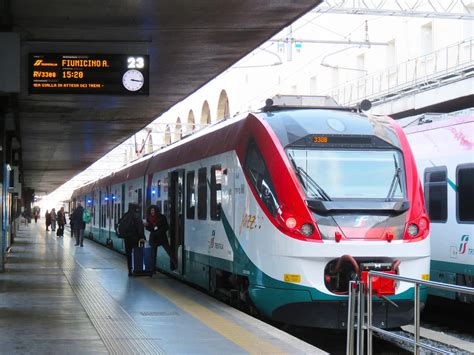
[{"left": 238, "top": 109, "right": 430, "bottom": 329}]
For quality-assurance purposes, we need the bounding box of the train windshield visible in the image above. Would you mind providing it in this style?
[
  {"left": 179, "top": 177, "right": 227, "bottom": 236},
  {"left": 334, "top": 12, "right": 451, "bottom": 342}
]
[{"left": 287, "top": 148, "right": 406, "bottom": 200}]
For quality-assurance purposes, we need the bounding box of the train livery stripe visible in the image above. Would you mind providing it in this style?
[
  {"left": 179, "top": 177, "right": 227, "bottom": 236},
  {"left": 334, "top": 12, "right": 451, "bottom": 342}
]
[{"left": 138, "top": 277, "right": 286, "bottom": 355}]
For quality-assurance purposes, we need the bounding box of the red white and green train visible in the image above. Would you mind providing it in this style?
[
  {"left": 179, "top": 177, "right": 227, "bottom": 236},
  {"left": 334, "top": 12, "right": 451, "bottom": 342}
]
[{"left": 70, "top": 100, "right": 430, "bottom": 328}]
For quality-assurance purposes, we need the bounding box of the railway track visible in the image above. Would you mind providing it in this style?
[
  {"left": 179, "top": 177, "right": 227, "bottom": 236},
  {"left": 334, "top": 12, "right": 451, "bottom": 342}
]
[{"left": 281, "top": 296, "right": 474, "bottom": 354}]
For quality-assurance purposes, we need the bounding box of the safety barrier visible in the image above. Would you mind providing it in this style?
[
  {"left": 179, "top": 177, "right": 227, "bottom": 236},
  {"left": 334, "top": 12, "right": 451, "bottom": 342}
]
[
  {"left": 327, "top": 38, "right": 474, "bottom": 107},
  {"left": 347, "top": 272, "right": 474, "bottom": 355}
]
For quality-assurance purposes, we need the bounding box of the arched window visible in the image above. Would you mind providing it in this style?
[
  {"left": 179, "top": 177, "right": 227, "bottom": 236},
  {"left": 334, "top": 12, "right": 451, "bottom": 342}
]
[
  {"left": 187, "top": 110, "right": 195, "bottom": 133},
  {"left": 200, "top": 101, "right": 211, "bottom": 128},
  {"left": 174, "top": 117, "right": 182, "bottom": 141},
  {"left": 164, "top": 125, "right": 171, "bottom": 145},
  {"left": 216, "top": 90, "right": 230, "bottom": 121}
]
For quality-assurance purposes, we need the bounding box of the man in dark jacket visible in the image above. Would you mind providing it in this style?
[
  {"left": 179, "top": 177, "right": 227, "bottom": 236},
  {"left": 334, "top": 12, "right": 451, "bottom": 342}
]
[
  {"left": 71, "top": 203, "right": 86, "bottom": 247},
  {"left": 119, "top": 203, "right": 145, "bottom": 276},
  {"left": 146, "top": 205, "right": 177, "bottom": 271}
]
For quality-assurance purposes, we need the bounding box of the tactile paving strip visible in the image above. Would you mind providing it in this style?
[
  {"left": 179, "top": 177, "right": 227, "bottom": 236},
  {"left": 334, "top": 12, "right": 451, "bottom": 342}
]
[{"left": 61, "top": 258, "right": 164, "bottom": 355}]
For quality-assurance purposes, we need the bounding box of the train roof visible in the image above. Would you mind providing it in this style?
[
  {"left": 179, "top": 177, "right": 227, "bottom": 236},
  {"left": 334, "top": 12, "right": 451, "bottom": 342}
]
[
  {"left": 258, "top": 108, "right": 400, "bottom": 148},
  {"left": 398, "top": 107, "right": 474, "bottom": 134},
  {"left": 71, "top": 105, "right": 401, "bottom": 198},
  {"left": 398, "top": 107, "right": 474, "bottom": 127}
]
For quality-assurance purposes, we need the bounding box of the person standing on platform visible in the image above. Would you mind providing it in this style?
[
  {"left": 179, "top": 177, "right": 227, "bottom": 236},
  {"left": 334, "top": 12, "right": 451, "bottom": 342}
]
[
  {"left": 146, "top": 205, "right": 176, "bottom": 271},
  {"left": 57, "top": 207, "right": 66, "bottom": 238},
  {"left": 69, "top": 210, "right": 75, "bottom": 239},
  {"left": 34, "top": 212, "right": 38, "bottom": 223},
  {"left": 71, "top": 204, "right": 85, "bottom": 247},
  {"left": 45, "top": 210, "right": 51, "bottom": 231},
  {"left": 117, "top": 203, "right": 145, "bottom": 276},
  {"left": 50, "top": 208, "right": 57, "bottom": 232}
]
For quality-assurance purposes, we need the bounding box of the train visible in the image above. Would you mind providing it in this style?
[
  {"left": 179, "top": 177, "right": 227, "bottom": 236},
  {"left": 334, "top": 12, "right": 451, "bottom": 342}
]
[
  {"left": 400, "top": 108, "right": 474, "bottom": 303},
  {"left": 70, "top": 96, "right": 430, "bottom": 329}
]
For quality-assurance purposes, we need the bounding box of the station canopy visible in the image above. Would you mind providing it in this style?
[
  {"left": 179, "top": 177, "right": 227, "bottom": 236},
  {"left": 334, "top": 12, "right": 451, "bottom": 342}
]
[{"left": 8, "top": 0, "right": 321, "bottom": 195}]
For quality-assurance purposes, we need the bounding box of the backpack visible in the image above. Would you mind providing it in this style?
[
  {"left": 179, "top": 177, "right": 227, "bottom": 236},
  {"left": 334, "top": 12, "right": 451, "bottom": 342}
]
[
  {"left": 116, "top": 212, "right": 135, "bottom": 238},
  {"left": 82, "top": 209, "right": 92, "bottom": 223}
]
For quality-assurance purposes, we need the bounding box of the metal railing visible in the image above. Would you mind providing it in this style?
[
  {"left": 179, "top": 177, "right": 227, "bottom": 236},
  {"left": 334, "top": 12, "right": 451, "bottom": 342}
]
[
  {"left": 347, "top": 273, "right": 474, "bottom": 354},
  {"left": 325, "top": 38, "right": 474, "bottom": 107}
]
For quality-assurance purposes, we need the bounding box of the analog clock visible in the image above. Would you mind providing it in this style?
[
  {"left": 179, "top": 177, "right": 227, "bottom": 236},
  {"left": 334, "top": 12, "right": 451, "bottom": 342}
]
[{"left": 122, "top": 69, "right": 144, "bottom": 91}]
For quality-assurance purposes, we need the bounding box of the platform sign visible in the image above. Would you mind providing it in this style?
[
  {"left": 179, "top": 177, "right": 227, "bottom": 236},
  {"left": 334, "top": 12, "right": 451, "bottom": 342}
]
[{"left": 28, "top": 53, "right": 149, "bottom": 95}]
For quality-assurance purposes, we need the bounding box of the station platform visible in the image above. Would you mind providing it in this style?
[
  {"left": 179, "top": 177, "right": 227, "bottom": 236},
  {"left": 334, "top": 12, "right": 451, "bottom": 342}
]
[{"left": 0, "top": 222, "right": 325, "bottom": 354}]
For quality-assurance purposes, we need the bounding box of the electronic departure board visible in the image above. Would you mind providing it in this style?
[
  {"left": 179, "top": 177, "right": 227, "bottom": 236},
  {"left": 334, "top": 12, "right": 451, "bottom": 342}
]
[{"left": 29, "top": 53, "right": 149, "bottom": 95}]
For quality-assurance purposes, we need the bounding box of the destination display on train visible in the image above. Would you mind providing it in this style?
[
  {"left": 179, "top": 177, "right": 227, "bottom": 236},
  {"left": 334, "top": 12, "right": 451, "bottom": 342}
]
[{"left": 29, "top": 53, "right": 149, "bottom": 95}]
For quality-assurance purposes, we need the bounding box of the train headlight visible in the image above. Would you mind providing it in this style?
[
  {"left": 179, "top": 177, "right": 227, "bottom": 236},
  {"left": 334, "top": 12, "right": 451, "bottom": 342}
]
[
  {"left": 301, "top": 223, "right": 314, "bottom": 236},
  {"left": 285, "top": 217, "right": 297, "bottom": 229},
  {"left": 407, "top": 223, "right": 419, "bottom": 237}
]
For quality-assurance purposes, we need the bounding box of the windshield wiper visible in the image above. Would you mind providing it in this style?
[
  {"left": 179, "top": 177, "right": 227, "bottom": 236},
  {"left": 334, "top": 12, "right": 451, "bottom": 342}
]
[
  {"left": 386, "top": 153, "right": 402, "bottom": 201},
  {"left": 288, "top": 153, "right": 331, "bottom": 201},
  {"left": 298, "top": 166, "right": 332, "bottom": 201},
  {"left": 288, "top": 153, "right": 307, "bottom": 190}
]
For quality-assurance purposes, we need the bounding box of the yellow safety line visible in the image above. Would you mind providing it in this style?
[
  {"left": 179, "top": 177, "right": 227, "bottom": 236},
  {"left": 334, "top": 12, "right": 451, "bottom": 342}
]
[{"left": 140, "top": 277, "right": 286, "bottom": 354}]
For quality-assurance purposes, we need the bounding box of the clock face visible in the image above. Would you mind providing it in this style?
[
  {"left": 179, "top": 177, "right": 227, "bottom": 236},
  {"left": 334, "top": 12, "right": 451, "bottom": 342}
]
[{"left": 122, "top": 69, "right": 144, "bottom": 91}]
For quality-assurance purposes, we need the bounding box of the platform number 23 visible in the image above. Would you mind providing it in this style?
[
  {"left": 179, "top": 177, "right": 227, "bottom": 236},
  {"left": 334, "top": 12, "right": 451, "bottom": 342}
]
[{"left": 127, "top": 57, "right": 144, "bottom": 69}]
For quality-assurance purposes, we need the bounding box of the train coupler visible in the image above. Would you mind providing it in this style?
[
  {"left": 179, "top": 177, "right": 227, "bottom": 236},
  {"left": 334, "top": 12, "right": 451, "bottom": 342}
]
[{"left": 359, "top": 262, "right": 398, "bottom": 297}]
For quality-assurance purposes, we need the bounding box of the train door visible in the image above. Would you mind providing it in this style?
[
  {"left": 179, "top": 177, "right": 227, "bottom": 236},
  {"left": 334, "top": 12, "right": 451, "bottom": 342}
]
[
  {"left": 169, "top": 170, "right": 185, "bottom": 274},
  {"left": 121, "top": 184, "right": 125, "bottom": 218},
  {"left": 99, "top": 191, "right": 102, "bottom": 229},
  {"left": 107, "top": 187, "right": 111, "bottom": 240}
]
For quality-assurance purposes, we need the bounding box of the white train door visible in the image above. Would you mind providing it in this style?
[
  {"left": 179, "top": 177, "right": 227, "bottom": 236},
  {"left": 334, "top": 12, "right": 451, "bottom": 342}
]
[{"left": 169, "top": 169, "right": 185, "bottom": 274}]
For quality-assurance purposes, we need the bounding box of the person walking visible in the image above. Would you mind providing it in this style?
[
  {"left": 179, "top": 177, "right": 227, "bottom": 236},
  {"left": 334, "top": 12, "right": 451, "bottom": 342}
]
[
  {"left": 45, "top": 210, "right": 51, "bottom": 231},
  {"left": 146, "top": 205, "right": 176, "bottom": 271},
  {"left": 57, "top": 207, "right": 66, "bottom": 238},
  {"left": 71, "top": 204, "right": 86, "bottom": 247},
  {"left": 117, "top": 203, "right": 145, "bottom": 276},
  {"left": 50, "top": 208, "right": 57, "bottom": 232}
]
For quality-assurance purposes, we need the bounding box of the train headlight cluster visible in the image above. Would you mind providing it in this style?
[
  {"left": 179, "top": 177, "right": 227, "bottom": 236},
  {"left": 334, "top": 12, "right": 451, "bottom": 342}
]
[
  {"left": 404, "top": 214, "right": 430, "bottom": 241},
  {"left": 300, "top": 223, "right": 314, "bottom": 237},
  {"left": 277, "top": 211, "right": 318, "bottom": 239}
]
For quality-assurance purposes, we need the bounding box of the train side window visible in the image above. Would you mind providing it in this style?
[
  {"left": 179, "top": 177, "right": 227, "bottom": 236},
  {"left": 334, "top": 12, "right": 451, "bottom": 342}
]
[
  {"left": 211, "top": 165, "right": 222, "bottom": 220},
  {"left": 424, "top": 167, "right": 447, "bottom": 223},
  {"left": 198, "top": 167, "right": 207, "bottom": 220},
  {"left": 186, "top": 171, "right": 196, "bottom": 219},
  {"left": 244, "top": 140, "right": 279, "bottom": 217},
  {"left": 457, "top": 164, "right": 474, "bottom": 223}
]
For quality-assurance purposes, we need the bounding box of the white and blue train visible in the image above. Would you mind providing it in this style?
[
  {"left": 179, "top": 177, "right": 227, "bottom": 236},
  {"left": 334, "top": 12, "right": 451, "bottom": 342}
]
[{"left": 401, "top": 108, "right": 474, "bottom": 303}]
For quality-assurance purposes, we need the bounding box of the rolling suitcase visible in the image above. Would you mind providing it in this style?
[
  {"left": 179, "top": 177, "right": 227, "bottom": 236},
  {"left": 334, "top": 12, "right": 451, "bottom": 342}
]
[{"left": 131, "top": 241, "right": 153, "bottom": 276}]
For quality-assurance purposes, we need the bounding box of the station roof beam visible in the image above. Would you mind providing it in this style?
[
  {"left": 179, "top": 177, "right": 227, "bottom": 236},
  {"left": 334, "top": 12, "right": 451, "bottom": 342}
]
[{"left": 314, "top": 0, "right": 474, "bottom": 20}]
